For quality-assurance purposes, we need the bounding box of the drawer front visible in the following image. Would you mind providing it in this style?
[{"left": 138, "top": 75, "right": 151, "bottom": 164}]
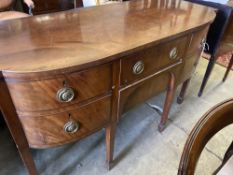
[
  {"left": 120, "top": 36, "right": 189, "bottom": 86},
  {"left": 19, "top": 96, "right": 111, "bottom": 148},
  {"left": 186, "top": 27, "right": 208, "bottom": 57},
  {"left": 181, "top": 27, "right": 209, "bottom": 82},
  {"left": 119, "top": 66, "right": 182, "bottom": 115},
  {"left": 7, "top": 64, "right": 112, "bottom": 112}
]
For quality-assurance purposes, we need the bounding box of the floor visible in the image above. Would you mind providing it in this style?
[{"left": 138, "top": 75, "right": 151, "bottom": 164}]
[{"left": 0, "top": 58, "right": 233, "bottom": 175}]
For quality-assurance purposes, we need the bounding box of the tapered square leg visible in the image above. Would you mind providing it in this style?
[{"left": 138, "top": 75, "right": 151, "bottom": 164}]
[
  {"left": 222, "top": 54, "right": 233, "bottom": 82},
  {"left": 0, "top": 78, "right": 37, "bottom": 175},
  {"left": 158, "top": 73, "right": 176, "bottom": 132},
  {"left": 177, "top": 78, "right": 191, "bottom": 104},
  {"left": 214, "top": 141, "right": 233, "bottom": 174},
  {"left": 105, "top": 61, "right": 120, "bottom": 170},
  {"left": 105, "top": 122, "right": 116, "bottom": 170}
]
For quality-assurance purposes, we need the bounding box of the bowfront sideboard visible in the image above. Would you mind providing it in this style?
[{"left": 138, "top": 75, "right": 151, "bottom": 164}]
[{"left": 0, "top": 0, "right": 215, "bottom": 174}]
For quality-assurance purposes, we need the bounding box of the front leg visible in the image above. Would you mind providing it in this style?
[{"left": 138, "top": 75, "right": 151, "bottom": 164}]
[
  {"left": 0, "top": 77, "right": 37, "bottom": 175},
  {"left": 158, "top": 72, "right": 176, "bottom": 132},
  {"left": 105, "top": 122, "right": 117, "bottom": 170}
]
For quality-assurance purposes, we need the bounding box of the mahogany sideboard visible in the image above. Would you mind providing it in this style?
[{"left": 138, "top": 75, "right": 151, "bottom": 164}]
[{"left": 0, "top": 0, "right": 215, "bottom": 174}]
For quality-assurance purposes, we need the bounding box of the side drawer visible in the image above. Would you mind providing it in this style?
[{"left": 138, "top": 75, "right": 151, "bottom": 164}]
[
  {"left": 6, "top": 64, "right": 112, "bottom": 112},
  {"left": 120, "top": 36, "right": 189, "bottom": 86},
  {"left": 186, "top": 26, "right": 208, "bottom": 57},
  {"left": 19, "top": 96, "right": 111, "bottom": 148},
  {"left": 181, "top": 27, "right": 209, "bottom": 82}
]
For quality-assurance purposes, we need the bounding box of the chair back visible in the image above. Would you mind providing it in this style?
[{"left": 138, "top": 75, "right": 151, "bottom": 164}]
[
  {"left": 216, "top": 5, "right": 233, "bottom": 56},
  {"left": 0, "top": 0, "right": 14, "bottom": 11},
  {"left": 178, "top": 98, "right": 233, "bottom": 175}
]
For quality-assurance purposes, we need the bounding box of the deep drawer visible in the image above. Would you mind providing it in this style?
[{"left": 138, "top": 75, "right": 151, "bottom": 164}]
[
  {"left": 6, "top": 64, "right": 112, "bottom": 112},
  {"left": 19, "top": 96, "right": 111, "bottom": 148}
]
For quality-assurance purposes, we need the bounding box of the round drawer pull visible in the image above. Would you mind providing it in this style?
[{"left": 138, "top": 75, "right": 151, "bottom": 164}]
[
  {"left": 57, "top": 87, "right": 75, "bottom": 102},
  {"left": 64, "top": 120, "right": 79, "bottom": 133},
  {"left": 169, "top": 47, "right": 178, "bottom": 60},
  {"left": 133, "top": 61, "right": 144, "bottom": 75}
]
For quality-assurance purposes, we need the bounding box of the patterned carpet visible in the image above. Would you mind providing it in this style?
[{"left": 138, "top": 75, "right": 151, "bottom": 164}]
[{"left": 203, "top": 52, "right": 233, "bottom": 70}]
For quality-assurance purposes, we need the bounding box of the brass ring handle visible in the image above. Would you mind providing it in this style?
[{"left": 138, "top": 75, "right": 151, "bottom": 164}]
[
  {"left": 29, "top": 5, "right": 33, "bottom": 16},
  {"left": 133, "top": 61, "right": 144, "bottom": 75},
  {"left": 64, "top": 120, "right": 79, "bottom": 133},
  {"left": 169, "top": 47, "right": 178, "bottom": 60},
  {"left": 201, "top": 38, "right": 209, "bottom": 51},
  {"left": 56, "top": 87, "right": 75, "bottom": 102}
]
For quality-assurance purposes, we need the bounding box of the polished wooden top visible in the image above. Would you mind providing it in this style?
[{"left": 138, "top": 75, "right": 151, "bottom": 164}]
[{"left": 0, "top": 0, "right": 215, "bottom": 74}]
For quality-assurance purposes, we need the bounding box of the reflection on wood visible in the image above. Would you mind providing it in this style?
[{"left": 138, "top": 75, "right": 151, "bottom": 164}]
[{"left": 0, "top": 0, "right": 215, "bottom": 174}]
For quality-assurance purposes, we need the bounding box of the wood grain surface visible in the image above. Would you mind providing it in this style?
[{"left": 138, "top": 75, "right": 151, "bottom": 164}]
[
  {"left": 0, "top": 0, "right": 215, "bottom": 74},
  {"left": 0, "top": 1, "right": 216, "bottom": 174},
  {"left": 19, "top": 95, "right": 111, "bottom": 148},
  {"left": 120, "top": 35, "right": 189, "bottom": 86},
  {"left": 6, "top": 63, "right": 112, "bottom": 113}
]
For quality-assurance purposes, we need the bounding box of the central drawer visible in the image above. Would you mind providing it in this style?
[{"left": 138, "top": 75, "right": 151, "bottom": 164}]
[
  {"left": 19, "top": 96, "right": 111, "bottom": 148},
  {"left": 119, "top": 66, "right": 182, "bottom": 116},
  {"left": 120, "top": 36, "right": 189, "bottom": 86},
  {"left": 6, "top": 63, "right": 112, "bottom": 113}
]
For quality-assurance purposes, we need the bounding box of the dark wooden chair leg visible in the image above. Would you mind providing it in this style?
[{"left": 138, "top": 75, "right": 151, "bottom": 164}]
[
  {"left": 222, "top": 54, "right": 233, "bottom": 82},
  {"left": 0, "top": 111, "right": 5, "bottom": 128},
  {"left": 198, "top": 55, "right": 216, "bottom": 97},
  {"left": 75, "top": 0, "right": 84, "bottom": 7},
  {"left": 214, "top": 141, "right": 233, "bottom": 174},
  {"left": 177, "top": 78, "right": 191, "bottom": 104},
  {"left": 158, "top": 72, "right": 176, "bottom": 132},
  {"left": 223, "top": 141, "right": 233, "bottom": 163},
  {"left": 0, "top": 78, "right": 37, "bottom": 175},
  {"left": 105, "top": 122, "right": 116, "bottom": 170}
]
